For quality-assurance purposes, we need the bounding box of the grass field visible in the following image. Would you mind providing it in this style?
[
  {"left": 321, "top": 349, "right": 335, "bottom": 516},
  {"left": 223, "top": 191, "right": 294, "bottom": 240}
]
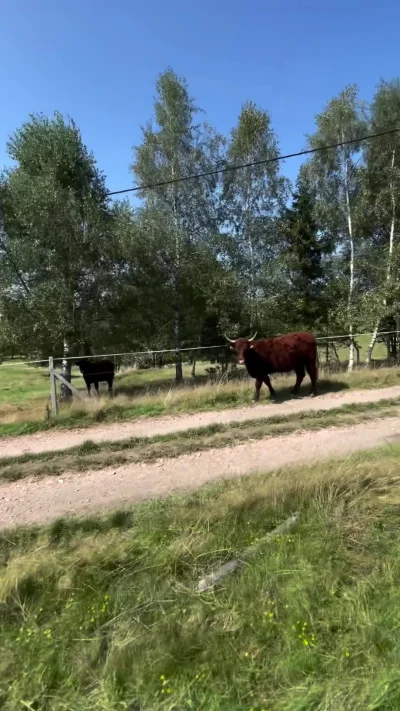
[
  {"left": 322, "top": 332, "right": 387, "bottom": 361},
  {"left": 0, "top": 351, "right": 400, "bottom": 438},
  {"left": 2, "top": 445, "right": 400, "bottom": 710},
  {"left": 0, "top": 333, "right": 388, "bottom": 410}
]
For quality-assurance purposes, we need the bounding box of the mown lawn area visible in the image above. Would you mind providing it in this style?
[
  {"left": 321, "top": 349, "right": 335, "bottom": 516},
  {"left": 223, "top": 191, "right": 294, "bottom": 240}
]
[
  {"left": 326, "top": 332, "right": 388, "bottom": 362},
  {"left": 2, "top": 445, "right": 400, "bottom": 709}
]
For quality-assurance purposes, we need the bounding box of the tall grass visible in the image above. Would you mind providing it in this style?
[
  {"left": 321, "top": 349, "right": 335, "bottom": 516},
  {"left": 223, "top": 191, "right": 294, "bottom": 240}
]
[{"left": 2, "top": 446, "right": 400, "bottom": 709}]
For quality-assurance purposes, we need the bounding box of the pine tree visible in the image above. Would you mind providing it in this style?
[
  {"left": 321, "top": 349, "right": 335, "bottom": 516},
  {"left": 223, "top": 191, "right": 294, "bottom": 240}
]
[{"left": 283, "top": 174, "right": 325, "bottom": 330}]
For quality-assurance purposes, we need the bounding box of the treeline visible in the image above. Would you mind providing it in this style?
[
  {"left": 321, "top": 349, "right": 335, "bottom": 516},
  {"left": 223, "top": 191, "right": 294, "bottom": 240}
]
[{"left": 1, "top": 70, "right": 400, "bottom": 385}]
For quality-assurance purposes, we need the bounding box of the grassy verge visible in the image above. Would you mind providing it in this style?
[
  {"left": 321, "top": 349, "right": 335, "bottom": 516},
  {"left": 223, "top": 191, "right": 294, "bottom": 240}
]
[
  {"left": 2, "top": 446, "right": 400, "bottom": 709},
  {"left": 0, "top": 361, "right": 216, "bottom": 422},
  {"left": 0, "top": 398, "right": 399, "bottom": 482},
  {"left": 1, "top": 366, "right": 400, "bottom": 439}
]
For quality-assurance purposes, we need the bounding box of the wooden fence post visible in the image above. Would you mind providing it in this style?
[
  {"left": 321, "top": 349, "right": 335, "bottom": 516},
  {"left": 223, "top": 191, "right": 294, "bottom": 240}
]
[
  {"left": 53, "top": 371, "right": 83, "bottom": 400},
  {"left": 49, "top": 356, "right": 58, "bottom": 416}
]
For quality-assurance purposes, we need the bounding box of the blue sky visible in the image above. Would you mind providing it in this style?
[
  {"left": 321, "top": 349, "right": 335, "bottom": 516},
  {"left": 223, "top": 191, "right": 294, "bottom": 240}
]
[{"left": 2, "top": 0, "right": 400, "bottom": 199}]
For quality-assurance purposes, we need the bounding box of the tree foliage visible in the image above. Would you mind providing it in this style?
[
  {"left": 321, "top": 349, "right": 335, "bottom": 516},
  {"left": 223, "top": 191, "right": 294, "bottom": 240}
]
[
  {"left": 221, "top": 102, "right": 289, "bottom": 329},
  {"left": 1, "top": 73, "right": 400, "bottom": 377},
  {"left": 280, "top": 172, "right": 329, "bottom": 330}
]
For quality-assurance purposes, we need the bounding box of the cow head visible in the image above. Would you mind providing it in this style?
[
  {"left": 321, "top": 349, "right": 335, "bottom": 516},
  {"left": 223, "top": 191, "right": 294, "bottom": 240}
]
[{"left": 224, "top": 333, "right": 257, "bottom": 365}]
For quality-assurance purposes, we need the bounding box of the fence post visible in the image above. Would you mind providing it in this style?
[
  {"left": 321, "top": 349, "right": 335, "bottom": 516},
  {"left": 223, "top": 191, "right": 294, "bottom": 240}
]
[{"left": 49, "top": 356, "right": 58, "bottom": 416}]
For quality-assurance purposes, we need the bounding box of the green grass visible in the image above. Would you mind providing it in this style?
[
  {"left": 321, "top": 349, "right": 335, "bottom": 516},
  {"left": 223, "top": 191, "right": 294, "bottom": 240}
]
[
  {"left": 0, "top": 359, "right": 400, "bottom": 439},
  {"left": 0, "top": 335, "right": 389, "bottom": 422},
  {"left": 329, "top": 332, "right": 388, "bottom": 362},
  {"left": 0, "top": 361, "right": 216, "bottom": 413},
  {"left": 2, "top": 446, "right": 400, "bottom": 709},
  {"left": 1, "top": 397, "right": 400, "bottom": 482},
  {"left": 0, "top": 360, "right": 212, "bottom": 425}
]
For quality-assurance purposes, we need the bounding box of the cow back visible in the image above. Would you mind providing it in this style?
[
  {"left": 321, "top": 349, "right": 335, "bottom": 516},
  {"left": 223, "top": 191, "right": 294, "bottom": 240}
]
[
  {"left": 80, "top": 359, "right": 115, "bottom": 375},
  {"left": 247, "top": 332, "right": 316, "bottom": 374},
  {"left": 91, "top": 359, "right": 115, "bottom": 374}
]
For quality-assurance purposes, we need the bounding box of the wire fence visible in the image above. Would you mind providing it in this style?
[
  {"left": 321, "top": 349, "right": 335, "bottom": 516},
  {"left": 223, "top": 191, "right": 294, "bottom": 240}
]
[
  {"left": 0, "top": 329, "right": 398, "bottom": 371},
  {"left": 0, "top": 327, "right": 398, "bottom": 382},
  {"left": 23, "top": 344, "right": 225, "bottom": 366},
  {"left": 1, "top": 327, "right": 399, "bottom": 381},
  {"left": 0, "top": 328, "right": 399, "bottom": 418}
]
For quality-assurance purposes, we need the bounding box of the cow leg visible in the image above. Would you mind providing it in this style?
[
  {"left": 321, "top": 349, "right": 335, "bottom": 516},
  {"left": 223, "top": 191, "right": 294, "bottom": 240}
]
[
  {"left": 305, "top": 360, "right": 318, "bottom": 397},
  {"left": 94, "top": 381, "right": 100, "bottom": 398},
  {"left": 252, "top": 378, "right": 263, "bottom": 402},
  {"left": 263, "top": 375, "right": 276, "bottom": 398},
  {"left": 84, "top": 379, "right": 91, "bottom": 397},
  {"left": 107, "top": 377, "right": 114, "bottom": 399},
  {"left": 292, "top": 365, "right": 305, "bottom": 395}
]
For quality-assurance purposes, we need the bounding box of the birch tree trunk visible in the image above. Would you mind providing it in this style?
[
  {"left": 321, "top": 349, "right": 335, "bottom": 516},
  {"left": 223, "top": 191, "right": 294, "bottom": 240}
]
[
  {"left": 344, "top": 151, "right": 355, "bottom": 373},
  {"left": 174, "top": 303, "right": 183, "bottom": 384},
  {"left": 172, "top": 169, "right": 183, "bottom": 384},
  {"left": 365, "top": 148, "right": 396, "bottom": 366},
  {"left": 60, "top": 335, "right": 72, "bottom": 402},
  {"left": 347, "top": 228, "right": 355, "bottom": 373},
  {"left": 245, "top": 180, "right": 256, "bottom": 328},
  {"left": 248, "top": 231, "right": 255, "bottom": 327}
]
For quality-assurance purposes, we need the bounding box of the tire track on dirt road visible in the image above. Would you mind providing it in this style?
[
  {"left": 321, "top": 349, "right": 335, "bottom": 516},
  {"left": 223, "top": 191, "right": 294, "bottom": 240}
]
[
  {"left": 2, "top": 415, "right": 400, "bottom": 530},
  {"left": 2, "top": 385, "right": 400, "bottom": 459}
]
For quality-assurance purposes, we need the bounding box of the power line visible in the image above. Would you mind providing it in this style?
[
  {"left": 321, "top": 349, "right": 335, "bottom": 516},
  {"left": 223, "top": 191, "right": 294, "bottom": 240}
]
[{"left": 106, "top": 127, "right": 400, "bottom": 197}]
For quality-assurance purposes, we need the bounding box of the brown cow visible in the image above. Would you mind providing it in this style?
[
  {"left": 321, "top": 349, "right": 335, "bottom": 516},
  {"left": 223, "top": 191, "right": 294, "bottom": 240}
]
[{"left": 225, "top": 331, "right": 318, "bottom": 401}]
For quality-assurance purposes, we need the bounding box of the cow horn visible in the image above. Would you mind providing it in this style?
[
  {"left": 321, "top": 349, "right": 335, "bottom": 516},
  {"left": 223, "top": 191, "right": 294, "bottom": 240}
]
[
  {"left": 223, "top": 334, "right": 236, "bottom": 344},
  {"left": 248, "top": 332, "right": 257, "bottom": 342}
]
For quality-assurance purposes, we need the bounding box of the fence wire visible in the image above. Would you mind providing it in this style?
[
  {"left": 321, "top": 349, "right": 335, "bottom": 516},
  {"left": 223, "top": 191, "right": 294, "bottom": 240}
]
[{"left": 1, "top": 329, "right": 399, "bottom": 373}]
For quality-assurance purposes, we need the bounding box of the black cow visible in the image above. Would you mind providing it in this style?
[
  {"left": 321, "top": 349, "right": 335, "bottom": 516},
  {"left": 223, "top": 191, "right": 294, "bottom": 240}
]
[{"left": 75, "top": 359, "right": 115, "bottom": 398}]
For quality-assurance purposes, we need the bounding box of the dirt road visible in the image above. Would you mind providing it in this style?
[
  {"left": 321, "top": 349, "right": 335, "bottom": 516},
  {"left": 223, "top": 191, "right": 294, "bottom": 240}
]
[
  {"left": 2, "top": 385, "right": 400, "bottom": 459},
  {"left": 1, "top": 415, "right": 400, "bottom": 530}
]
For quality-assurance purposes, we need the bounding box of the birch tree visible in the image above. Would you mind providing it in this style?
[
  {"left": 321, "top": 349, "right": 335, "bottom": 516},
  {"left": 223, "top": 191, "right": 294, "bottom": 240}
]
[
  {"left": 131, "top": 69, "right": 222, "bottom": 382},
  {"left": 363, "top": 80, "right": 400, "bottom": 364},
  {"left": 221, "top": 102, "right": 288, "bottom": 329},
  {"left": 307, "top": 86, "right": 367, "bottom": 371}
]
